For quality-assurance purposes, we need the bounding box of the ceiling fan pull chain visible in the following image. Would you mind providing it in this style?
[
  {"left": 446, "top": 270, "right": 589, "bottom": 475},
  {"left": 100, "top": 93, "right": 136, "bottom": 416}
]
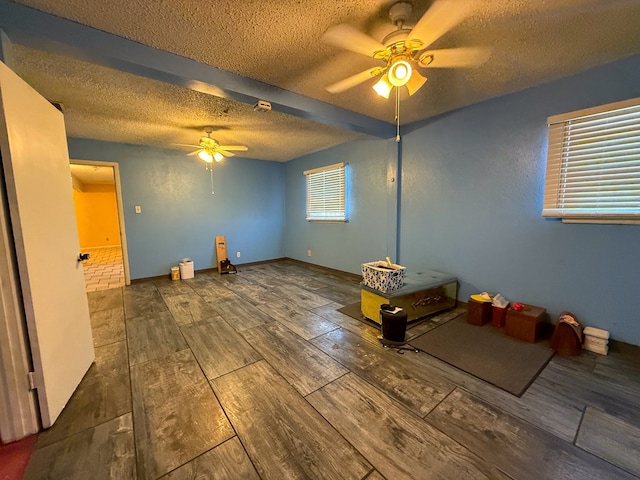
[
  {"left": 395, "top": 87, "right": 401, "bottom": 142},
  {"left": 210, "top": 167, "right": 215, "bottom": 195}
]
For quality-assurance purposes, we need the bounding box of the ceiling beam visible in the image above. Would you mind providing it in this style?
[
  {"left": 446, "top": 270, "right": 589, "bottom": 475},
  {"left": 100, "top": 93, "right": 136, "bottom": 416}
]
[
  {"left": 0, "top": 28, "right": 14, "bottom": 68},
  {"left": 0, "top": 0, "right": 395, "bottom": 139}
]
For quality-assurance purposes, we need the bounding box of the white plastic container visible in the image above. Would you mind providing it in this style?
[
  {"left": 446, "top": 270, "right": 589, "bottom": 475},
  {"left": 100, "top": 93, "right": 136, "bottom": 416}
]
[
  {"left": 179, "top": 259, "right": 194, "bottom": 279},
  {"left": 583, "top": 326, "right": 610, "bottom": 355}
]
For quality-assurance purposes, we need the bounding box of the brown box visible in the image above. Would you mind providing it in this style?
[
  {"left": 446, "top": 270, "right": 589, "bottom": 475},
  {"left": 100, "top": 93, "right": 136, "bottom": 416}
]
[
  {"left": 505, "top": 304, "right": 547, "bottom": 342},
  {"left": 467, "top": 298, "right": 492, "bottom": 326},
  {"left": 492, "top": 305, "right": 507, "bottom": 328}
]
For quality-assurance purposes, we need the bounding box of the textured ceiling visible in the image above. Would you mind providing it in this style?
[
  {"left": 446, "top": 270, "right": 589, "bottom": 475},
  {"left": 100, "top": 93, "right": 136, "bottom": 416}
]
[
  {"left": 3, "top": 0, "right": 640, "bottom": 161},
  {"left": 70, "top": 164, "right": 114, "bottom": 185},
  {"left": 11, "top": 45, "right": 368, "bottom": 162}
]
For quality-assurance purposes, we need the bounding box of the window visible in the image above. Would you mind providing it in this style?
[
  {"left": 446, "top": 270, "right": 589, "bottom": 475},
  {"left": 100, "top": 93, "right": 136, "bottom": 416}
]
[
  {"left": 304, "top": 162, "right": 347, "bottom": 222},
  {"left": 543, "top": 97, "right": 640, "bottom": 224}
]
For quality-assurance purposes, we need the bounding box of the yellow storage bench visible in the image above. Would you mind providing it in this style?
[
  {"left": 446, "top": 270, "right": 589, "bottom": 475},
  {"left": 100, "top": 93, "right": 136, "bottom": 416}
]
[{"left": 361, "top": 269, "right": 458, "bottom": 323}]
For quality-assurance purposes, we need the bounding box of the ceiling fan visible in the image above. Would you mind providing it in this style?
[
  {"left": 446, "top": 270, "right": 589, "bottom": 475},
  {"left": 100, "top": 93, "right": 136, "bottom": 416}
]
[
  {"left": 322, "top": 1, "right": 486, "bottom": 98},
  {"left": 174, "top": 127, "right": 248, "bottom": 164}
]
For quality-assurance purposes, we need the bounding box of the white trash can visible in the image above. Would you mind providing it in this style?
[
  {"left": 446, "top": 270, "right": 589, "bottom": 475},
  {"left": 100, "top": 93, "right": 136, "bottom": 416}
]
[{"left": 179, "top": 259, "right": 194, "bottom": 279}]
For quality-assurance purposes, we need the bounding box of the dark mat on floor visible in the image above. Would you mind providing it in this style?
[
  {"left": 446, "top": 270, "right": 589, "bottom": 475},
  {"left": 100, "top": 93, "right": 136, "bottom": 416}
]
[
  {"left": 337, "top": 302, "right": 365, "bottom": 321},
  {"left": 409, "top": 313, "right": 555, "bottom": 396}
]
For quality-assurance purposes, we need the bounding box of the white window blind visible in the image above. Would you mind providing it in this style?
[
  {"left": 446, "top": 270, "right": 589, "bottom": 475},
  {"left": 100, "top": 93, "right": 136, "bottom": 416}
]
[
  {"left": 304, "top": 162, "right": 346, "bottom": 222},
  {"left": 543, "top": 97, "right": 640, "bottom": 224}
]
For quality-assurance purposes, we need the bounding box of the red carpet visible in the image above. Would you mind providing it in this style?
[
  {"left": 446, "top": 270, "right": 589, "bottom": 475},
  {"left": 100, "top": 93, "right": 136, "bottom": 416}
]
[{"left": 0, "top": 435, "right": 37, "bottom": 480}]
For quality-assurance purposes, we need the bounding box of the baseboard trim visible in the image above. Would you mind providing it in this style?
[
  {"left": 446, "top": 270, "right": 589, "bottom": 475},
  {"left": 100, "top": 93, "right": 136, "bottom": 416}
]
[
  {"left": 282, "top": 258, "right": 362, "bottom": 281},
  {"left": 129, "top": 257, "right": 362, "bottom": 284}
]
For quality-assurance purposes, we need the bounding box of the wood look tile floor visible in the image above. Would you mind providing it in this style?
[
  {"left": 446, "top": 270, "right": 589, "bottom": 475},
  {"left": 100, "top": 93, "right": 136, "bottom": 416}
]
[{"left": 23, "top": 260, "right": 640, "bottom": 480}]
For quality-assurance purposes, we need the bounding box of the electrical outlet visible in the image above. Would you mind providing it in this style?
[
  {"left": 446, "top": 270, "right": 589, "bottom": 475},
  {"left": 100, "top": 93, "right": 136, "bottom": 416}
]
[
  {"left": 307, "top": 249, "right": 312, "bottom": 257},
  {"left": 236, "top": 251, "right": 241, "bottom": 258}
]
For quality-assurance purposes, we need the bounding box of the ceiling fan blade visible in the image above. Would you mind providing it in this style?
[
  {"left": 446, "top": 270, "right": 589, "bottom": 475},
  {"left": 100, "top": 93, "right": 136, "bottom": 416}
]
[
  {"left": 408, "top": 0, "right": 470, "bottom": 48},
  {"left": 172, "top": 143, "right": 203, "bottom": 148},
  {"left": 326, "top": 67, "right": 384, "bottom": 94},
  {"left": 420, "top": 47, "right": 489, "bottom": 68},
  {"left": 219, "top": 150, "right": 235, "bottom": 157},
  {"left": 187, "top": 149, "right": 202, "bottom": 156},
  {"left": 322, "top": 24, "right": 385, "bottom": 57},
  {"left": 218, "top": 145, "right": 248, "bottom": 151}
]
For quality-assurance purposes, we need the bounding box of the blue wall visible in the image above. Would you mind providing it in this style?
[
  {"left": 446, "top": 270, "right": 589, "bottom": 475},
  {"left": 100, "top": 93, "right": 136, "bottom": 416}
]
[
  {"left": 285, "top": 55, "right": 640, "bottom": 345},
  {"left": 68, "top": 139, "right": 285, "bottom": 279},
  {"left": 284, "top": 139, "right": 399, "bottom": 273},
  {"left": 68, "top": 55, "right": 640, "bottom": 344},
  {"left": 400, "top": 56, "right": 640, "bottom": 345}
]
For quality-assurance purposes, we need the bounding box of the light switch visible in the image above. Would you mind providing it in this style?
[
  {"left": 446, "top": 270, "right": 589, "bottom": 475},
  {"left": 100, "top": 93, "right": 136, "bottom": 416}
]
[{"left": 135, "top": 205, "right": 142, "bottom": 214}]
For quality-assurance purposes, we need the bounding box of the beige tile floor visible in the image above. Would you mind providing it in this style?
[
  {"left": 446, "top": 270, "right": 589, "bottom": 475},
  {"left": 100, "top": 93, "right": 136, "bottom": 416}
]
[{"left": 81, "top": 246, "right": 125, "bottom": 292}]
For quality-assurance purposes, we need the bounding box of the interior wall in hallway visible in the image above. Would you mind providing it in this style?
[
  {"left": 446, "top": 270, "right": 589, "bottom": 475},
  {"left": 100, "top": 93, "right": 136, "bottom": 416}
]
[{"left": 72, "top": 184, "right": 120, "bottom": 248}]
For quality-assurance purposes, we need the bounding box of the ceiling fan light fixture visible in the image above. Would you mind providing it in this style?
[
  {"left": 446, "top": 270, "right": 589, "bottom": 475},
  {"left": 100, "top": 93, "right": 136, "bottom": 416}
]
[
  {"left": 388, "top": 59, "right": 412, "bottom": 87},
  {"left": 373, "top": 73, "right": 392, "bottom": 98},
  {"left": 214, "top": 152, "right": 224, "bottom": 162},
  {"left": 405, "top": 69, "right": 427, "bottom": 96},
  {"left": 198, "top": 149, "right": 214, "bottom": 163}
]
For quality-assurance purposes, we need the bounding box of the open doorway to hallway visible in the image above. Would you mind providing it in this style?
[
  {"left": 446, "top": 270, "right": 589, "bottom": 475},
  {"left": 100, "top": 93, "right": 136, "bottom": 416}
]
[
  {"left": 80, "top": 245, "right": 124, "bottom": 291},
  {"left": 69, "top": 161, "right": 130, "bottom": 292}
]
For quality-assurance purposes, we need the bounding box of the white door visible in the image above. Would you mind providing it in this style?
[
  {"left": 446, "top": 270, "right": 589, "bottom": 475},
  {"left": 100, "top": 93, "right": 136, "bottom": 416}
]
[{"left": 0, "top": 61, "right": 94, "bottom": 428}]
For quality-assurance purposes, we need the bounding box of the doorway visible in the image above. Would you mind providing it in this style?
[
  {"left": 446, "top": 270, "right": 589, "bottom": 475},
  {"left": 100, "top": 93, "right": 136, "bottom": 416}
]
[{"left": 69, "top": 160, "right": 130, "bottom": 290}]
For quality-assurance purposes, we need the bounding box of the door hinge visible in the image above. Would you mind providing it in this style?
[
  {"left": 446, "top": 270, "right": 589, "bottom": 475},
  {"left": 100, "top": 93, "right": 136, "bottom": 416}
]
[{"left": 27, "top": 371, "right": 37, "bottom": 390}]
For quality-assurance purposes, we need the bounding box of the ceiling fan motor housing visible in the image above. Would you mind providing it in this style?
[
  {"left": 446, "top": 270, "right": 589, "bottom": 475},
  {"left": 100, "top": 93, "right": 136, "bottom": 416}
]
[
  {"left": 381, "top": 2, "right": 422, "bottom": 50},
  {"left": 388, "top": 2, "right": 412, "bottom": 27}
]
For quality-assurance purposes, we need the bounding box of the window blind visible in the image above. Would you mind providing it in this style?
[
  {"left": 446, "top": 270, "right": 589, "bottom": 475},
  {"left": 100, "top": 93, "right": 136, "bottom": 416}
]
[
  {"left": 304, "top": 162, "right": 346, "bottom": 222},
  {"left": 543, "top": 97, "right": 640, "bottom": 224}
]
